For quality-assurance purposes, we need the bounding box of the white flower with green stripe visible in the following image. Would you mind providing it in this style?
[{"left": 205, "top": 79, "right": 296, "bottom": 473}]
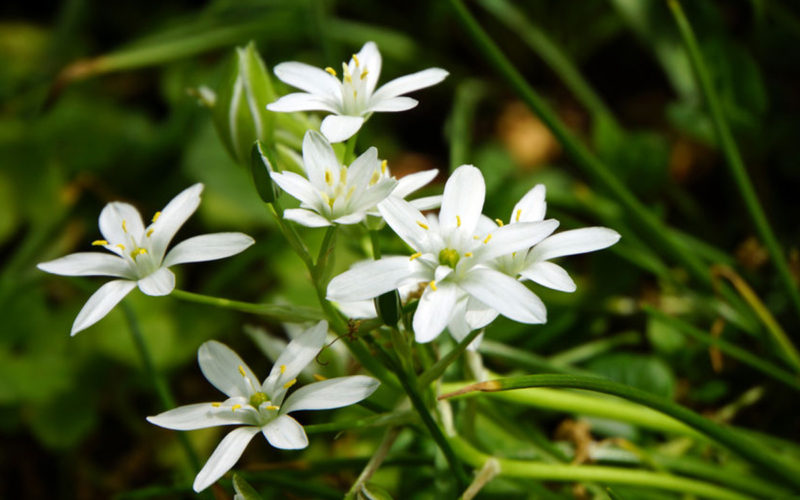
[
  {"left": 37, "top": 184, "right": 254, "bottom": 335},
  {"left": 147, "top": 321, "right": 379, "bottom": 492}
]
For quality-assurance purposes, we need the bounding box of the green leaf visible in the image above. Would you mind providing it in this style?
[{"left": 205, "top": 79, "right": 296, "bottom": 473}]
[
  {"left": 646, "top": 316, "right": 686, "bottom": 355},
  {"left": 359, "top": 482, "right": 394, "bottom": 500},
  {"left": 587, "top": 353, "right": 676, "bottom": 399},
  {"left": 250, "top": 140, "right": 276, "bottom": 203},
  {"left": 233, "top": 473, "right": 264, "bottom": 500}
]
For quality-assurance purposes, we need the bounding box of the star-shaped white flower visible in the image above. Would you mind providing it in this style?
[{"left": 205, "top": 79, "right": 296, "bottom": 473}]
[
  {"left": 37, "top": 184, "right": 255, "bottom": 335},
  {"left": 327, "top": 165, "right": 559, "bottom": 343},
  {"left": 271, "top": 130, "right": 407, "bottom": 227},
  {"left": 267, "top": 41, "right": 448, "bottom": 142},
  {"left": 147, "top": 321, "right": 379, "bottom": 492}
]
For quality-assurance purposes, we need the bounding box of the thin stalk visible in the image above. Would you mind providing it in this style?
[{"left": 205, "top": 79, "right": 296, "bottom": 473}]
[
  {"left": 267, "top": 201, "right": 313, "bottom": 270},
  {"left": 369, "top": 231, "right": 382, "bottom": 259},
  {"left": 314, "top": 225, "right": 338, "bottom": 272},
  {"left": 448, "top": 79, "right": 486, "bottom": 170},
  {"left": 343, "top": 133, "right": 358, "bottom": 164},
  {"left": 419, "top": 328, "right": 483, "bottom": 386},
  {"left": 344, "top": 427, "right": 401, "bottom": 500},
  {"left": 477, "top": 340, "right": 588, "bottom": 375},
  {"left": 305, "top": 411, "right": 414, "bottom": 435},
  {"left": 121, "top": 303, "right": 202, "bottom": 475},
  {"left": 643, "top": 306, "right": 800, "bottom": 392},
  {"left": 548, "top": 331, "right": 640, "bottom": 366},
  {"left": 170, "top": 289, "right": 323, "bottom": 322},
  {"left": 441, "top": 374, "right": 800, "bottom": 489},
  {"left": 450, "top": 437, "right": 751, "bottom": 500},
  {"left": 668, "top": 0, "right": 800, "bottom": 321}
]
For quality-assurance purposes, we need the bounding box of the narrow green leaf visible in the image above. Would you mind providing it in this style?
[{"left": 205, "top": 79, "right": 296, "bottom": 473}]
[
  {"left": 233, "top": 473, "right": 264, "bottom": 500},
  {"left": 250, "top": 141, "right": 276, "bottom": 203}
]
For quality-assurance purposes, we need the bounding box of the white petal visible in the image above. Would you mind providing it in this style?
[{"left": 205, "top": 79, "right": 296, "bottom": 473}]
[
  {"left": 262, "top": 415, "right": 308, "bottom": 450},
  {"left": 163, "top": 233, "right": 254, "bottom": 267},
  {"left": 409, "top": 195, "right": 442, "bottom": 211},
  {"left": 146, "top": 403, "right": 251, "bottom": 430},
  {"left": 413, "top": 282, "right": 458, "bottom": 343},
  {"left": 270, "top": 171, "right": 319, "bottom": 207},
  {"left": 439, "top": 165, "right": 485, "bottom": 233},
  {"left": 356, "top": 41, "right": 382, "bottom": 95},
  {"left": 371, "top": 67, "right": 449, "bottom": 101},
  {"left": 148, "top": 184, "right": 204, "bottom": 262},
  {"left": 347, "top": 147, "right": 380, "bottom": 189},
  {"left": 530, "top": 227, "right": 621, "bottom": 261},
  {"left": 38, "top": 252, "right": 132, "bottom": 278},
  {"left": 198, "top": 341, "right": 260, "bottom": 399},
  {"left": 393, "top": 169, "right": 439, "bottom": 198},
  {"left": 349, "top": 180, "right": 398, "bottom": 214},
  {"left": 521, "top": 261, "right": 576, "bottom": 292},
  {"left": 465, "top": 296, "right": 499, "bottom": 330},
  {"left": 327, "top": 256, "right": 412, "bottom": 302},
  {"left": 283, "top": 208, "right": 332, "bottom": 227},
  {"left": 511, "top": 184, "right": 547, "bottom": 223},
  {"left": 267, "top": 92, "right": 338, "bottom": 113},
  {"left": 263, "top": 321, "right": 328, "bottom": 395},
  {"left": 71, "top": 279, "right": 136, "bottom": 335},
  {"left": 302, "top": 130, "right": 339, "bottom": 186},
  {"left": 335, "top": 300, "right": 377, "bottom": 319},
  {"left": 273, "top": 61, "right": 341, "bottom": 100},
  {"left": 475, "top": 220, "right": 559, "bottom": 262},
  {"left": 281, "top": 375, "right": 379, "bottom": 413},
  {"left": 369, "top": 96, "right": 418, "bottom": 112},
  {"left": 99, "top": 202, "right": 146, "bottom": 244},
  {"left": 460, "top": 268, "right": 546, "bottom": 324},
  {"left": 377, "top": 196, "right": 429, "bottom": 250},
  {"left": 447, "top": 296, "right": 472, "bottom": 343},
  {"left": 192, "top": 426, "right": 260, "bottom": 492},
  {"left": 137, "top": 267, "right": 176, "bottom": 296},
  {"left": 320, "top": 115, "right": 365, "bottom": 143}
]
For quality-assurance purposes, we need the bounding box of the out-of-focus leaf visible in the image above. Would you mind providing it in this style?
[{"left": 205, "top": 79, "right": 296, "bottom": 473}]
[
  {"left": 28, "top": 390, "right": 96, "bottom": 450},
  {"left": 233, "top": 473, "right": 264, "bottom": 500},
  {"left": 359, "top": 482, "right": 394, "bottom": 500},
  {"left": 587, "top": 353, "right": 676, "bottom": 399},
  {"left": 646, "top": 316, "right": 686, "bottom": 355}
]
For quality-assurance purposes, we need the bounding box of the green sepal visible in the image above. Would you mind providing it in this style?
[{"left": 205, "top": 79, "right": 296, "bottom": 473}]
[
  {"left": 250, "top": 140, "right": 277, "bottom": 203},
  {"left": 374, "top": 290, "right": 401, "bottom": 327},
  {"left": 232, "top": 473, "right": 264, "bottom": 500}
]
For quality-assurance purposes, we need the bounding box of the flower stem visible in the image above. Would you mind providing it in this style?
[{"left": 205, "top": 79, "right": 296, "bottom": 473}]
[
  {"left": 344, "top": 427, "right": 401, "bottom": 499},
  {"left": 668, "top": 0, "right": 800, "bottom": 324},
  {"left": 418, "top": 328, "right": 482, "bottom": 386},
  {"left": 450, "top": 437, "right": 752, "bottom": 500},
  {"left": 170, "top": 289, "right": 324, "bottom": 322},
  {"left": 343, "top": 133, "right": 358, "bottom": 164}
]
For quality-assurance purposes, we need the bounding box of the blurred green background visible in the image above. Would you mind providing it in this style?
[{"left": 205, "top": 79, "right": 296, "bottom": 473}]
[{"left": 3, "top": 0, "right": 800, "bottom": 498}]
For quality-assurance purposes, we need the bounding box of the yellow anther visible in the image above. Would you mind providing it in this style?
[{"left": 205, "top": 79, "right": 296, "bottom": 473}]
[
  {"left": 360, "top": 70, "right": 369, "bottom": 80},
  {"left": 279, "top": 364, "right": 286, "bottom": 374},
  {"left": 353, "top": 90, "right": 357, "bottom": 99},
  {"left": 346, "top": 186, "right": 355, "bottom": 200},
  {"left": 512, "top": 251, "right": 517, "bottom": 257},
  {"left": 138, "top": 248, "right": 147, "bottom": 255},
  {"left": 369, "top": 171, "right": 380, "bottom": 185},
  {"left": 473, "top": 235, "right": 480, "bottom": 240},
  {"left": 340, "top": 166, "right": 347, "bottom": 184},
  {"left": 381, "top": 160, "right": 388, "bottom": 174},
  {"left": 116, "top": 243, "right": 126, "bottom": 251},
  {"left": 456, "top": 215, "right": 461, "bottom": 227},
  {"left": 409, "top": 252, "right": 422, "bottom": 261},
  {"left": 483, "top": 234, "right": 493, "bottom": 244},
  {"left": 325, "top": 67, "right": 337, "bottom": 77},
  {"left": 211, "top": 402, "right": 221, "bottom": 408},
  {"left": 417, "top": 221, "right": 429, "bottom": 230},
  {"left": 324, "top": 170, "right": 332, "bottom": 185},
  {"left": 131, "top": 247, "right": 147, "bottom": 259},
  {"left": 152, "top": 211, "right": 161, "bottom": 223},
  {"left": 266, "top": 405, "right": 279, "bottom": 410},
  {"left": 495, "top": 218, "right": 504, "bottom": 227},
  {"left": 146, "top": 229, "right": 154, "bottom": 237},
  {"left": 429, "top": 280, "right": 438, "bottom": 291},
  {"left": 515, "top": 209, "right": 521, "bottom": 222},
  {"left": 92, "top": 239, "right": 108, "bottom": 246},
  {"left": 313, "top": 374, "right": 327, "bottom": 381},
  {"left": 345, "top": 74, "right": 352, "bottom": 83},
  {"left": 231, "top": 404, "right": 242, "bottom": 411},
  {"left": 464, "top": 252, "right": 473, "bottom": 257},
  {"left": 352, "top": 54, "right": 360, "bottom": 67},
  {"left": 283, "top": 378, "right": 297, "bottom": 389},
  {"left": 122, "top": 220, "right": 127, "bottom": 232},
  {"left": 238, "top": 365, "right": 246, "bottom": 377}
]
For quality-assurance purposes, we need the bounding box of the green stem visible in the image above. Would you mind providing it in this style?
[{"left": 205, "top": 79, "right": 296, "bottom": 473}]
[
  {"left": 450, "top": 437, "right": 752, "bottom": 500},
  {"left": 419, "top": 328, "right": 483, "bottom": 386},
  {"left": 315, "top": 225, "right": 338, "bottom": 272},
  {"left": 267, "top": 201, "right": 314, "bottom": 270},
  {"left": 441, "top": 374, "right": 800, "bottom": 489},
  {"left": 668, "top": 0, "right": 800, "bottom": 322},
  {"left": 343, "top": 133, "right": 359, "bottom": 164},
  {"left": 448, "top": 79, "right": 486, "bottom": 170},
  {"left": 344, "top": 427, "right": 400, "bottom": 500},
  {"left": 121, "top": 302, "right": 202, "bottom": 475},
  {"left": 170, "top": 289, "right": 323, "bottom": 322},
  {"left": 548, "top": 331, "right": 640, "bottom": 366},
  {"left": 643, "top": 306, "right": 800, "bottom": 392},
  {"left": 305, "top": 411, "right": 414, "bottom": 435},
  {"left": 369, "top": 231, "right": 382, "bottom": 259}
]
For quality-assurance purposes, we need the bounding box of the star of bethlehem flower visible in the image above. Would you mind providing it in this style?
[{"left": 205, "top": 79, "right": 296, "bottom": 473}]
[
  {"left": 267, "top": 41, "right": 448, "bottom": 142},
  {"left": 327, "top": 164, "right": 560, "bottom": 344},
  {"left": 37, "top": 184, "right": 255, "bottom": 335},
  {"left": 271, "top": 130, "right": 439, "bottom": 228},
  {"left": 147, "top": 320, "right": 379, "bottom": 492}
]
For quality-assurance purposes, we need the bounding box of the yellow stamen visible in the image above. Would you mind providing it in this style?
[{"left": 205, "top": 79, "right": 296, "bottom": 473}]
[
  {"left": 122, "top": 220, "right": 127, "bottom": 232},
  {"left": 238, "top": 365, "right": 246, "bottom": 377},
  {"left": 211, "top": 402, "right": 221, "bottom": 408},
  {"left": 340, "top": 166, "right": 347, "bottom": 184},
  {"left": 483, "top": 234, "right": 493, "bottom": 244},
  {"left": 325, "top": 67, "right": 337, "bottom": 77},
  {"left": 313, "top": 374, "right": 327, "bottom": 381},
  {"left": 266, "top": 405, "right": 279, "bottom": 411},
  {"left": 409, "top": 252, "right": 422, "bottom": 261},
  {"left": 324, "top": 170, "right": 332, "bottom": 185},
  {"left": 495, "top": 218, "right": 504, "bottom": 227},
  {"left": 512, "top": 251, "right": 517, "bottom": 257},
  {"left": 345, "top": 74, "right": 352, "bottom": 83},
  {"left": 352, "top": 54, "right": 360, "bottom": 67},
  {"left": 131, "top": 248, "right": 147, "bottom": 259},
  {"left": 138, "top": 248, "right": 147, "bottom": 255},
  {"left": 417, "top": 221, "right": 429, "bottom": 230},
  {"left": 92, "top": 240, "right": 108, "bottom": 246},
  {"left": 456, "top": 215, "right": 461, "bottom": 227},
  {"left": 473, "top": 235, "right": 480, "bottom": 240},
  {"left": 429, "top": 280, "right": 438, "bottom": 291},
  {"left": 346, "top": 186, "right": 355, "bottom": 200},
  {"left": 280, "top": 364, "right": 286, "bottom": 374},
  {"left": 283, "top": 378, "right": 297, "bottom": 389},
  {"left": 146, "top": 229, "right": 154, "bottom": 237},
  {"left": 360, "top": 70, "right": 368, "bottom": 80},
  {"left": 381, "top": 160, "right": 387, "bottom": 174},
  {"left": 353, "top": 90, "right": 357, "bottom": 99},
  {"left": 515, "top": 209, "right": 521, "bottom": 222},
  {"left": 464, "top": 252, "right": 473, "bottom": 257},
  {"left": 152, "top": 211, "right": 161, "bottom": 223},
  {"left": 116, "top": 243, "right": 126, "bottom": 251},
  {"left": 369, "top": 171, "right": 380, "bottom": 185},
  {"left": 231, "top": 404, "right": 242, "bottom": 411}
]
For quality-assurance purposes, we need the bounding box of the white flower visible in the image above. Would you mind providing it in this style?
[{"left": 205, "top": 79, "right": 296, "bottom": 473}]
[
  {"left": 147, "top": 321, "right": 379, "bottom": 492},
  {"left": 267, "top": 41, "right": 448, "bottom": 142},
  {"left": 271, "top": 130, "right": 403, "bottom": 227},
  {"left": 37, "top": 184, "right": 255, "bottom": 335},
  {"left": 326, "top": 165, "right": 559, "bottom": 343},
  {"left": 489, "top": 184, "right": 621, "bottom": 292}
]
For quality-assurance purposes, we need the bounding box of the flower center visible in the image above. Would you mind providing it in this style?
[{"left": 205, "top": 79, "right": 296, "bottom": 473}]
[
  {"left": 249, "top": 391, "right": 269, "bottom": 408},
  {"left": 438, "top": 248, "right": 460, "bottom": 268}
]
